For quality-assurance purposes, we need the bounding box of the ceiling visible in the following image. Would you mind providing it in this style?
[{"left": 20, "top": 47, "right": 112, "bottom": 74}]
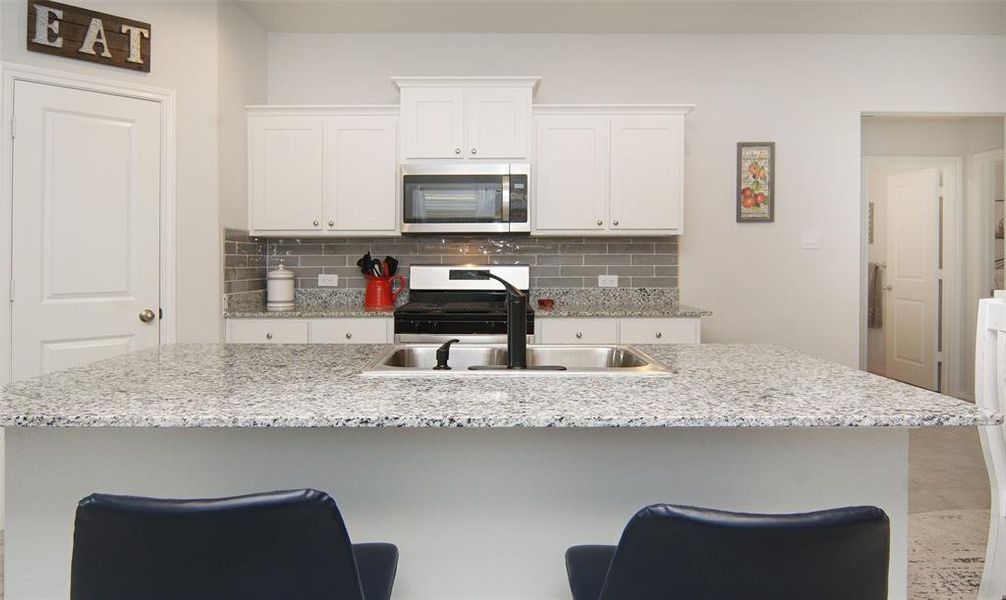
[{"left": 236, "top": 0, "right": 1006, "bottom": 34}]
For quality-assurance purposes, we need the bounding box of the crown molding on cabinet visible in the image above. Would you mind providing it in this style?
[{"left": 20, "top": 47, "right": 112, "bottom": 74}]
[
  {"left": 392, "top": 76, "right": 541, "bottom": 92},
  {"left": 246, "top": 105, "right": 400, "bottom": 117},
  {"left": 533, "top": 104, "right": 694, "bottom": 116}
]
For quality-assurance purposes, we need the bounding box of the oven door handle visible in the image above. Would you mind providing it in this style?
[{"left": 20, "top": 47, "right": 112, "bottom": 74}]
[{"left": 501, "top": 174, "right": 511, "bottom": 225}]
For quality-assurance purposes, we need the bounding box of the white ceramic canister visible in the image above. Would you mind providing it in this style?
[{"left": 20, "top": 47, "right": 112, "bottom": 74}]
[{"left": 266, "top": 264, "right": 296, "bottom": 312}]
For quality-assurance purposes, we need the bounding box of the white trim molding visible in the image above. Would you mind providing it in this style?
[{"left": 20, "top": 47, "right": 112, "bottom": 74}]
[
  {"left": 392, "top": 76, "right": 541, "bottom": 92},
  {"left": 0, "top": 62, "right": 178, "bottom": 378}
]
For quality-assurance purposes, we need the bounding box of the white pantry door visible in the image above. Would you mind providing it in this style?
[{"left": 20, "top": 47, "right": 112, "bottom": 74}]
[
  {"left": 884, "top": 168, "right": 940, "bottom": 391},
  {"left": 11, "top": 81, "right": 161, "bottom": 380}
]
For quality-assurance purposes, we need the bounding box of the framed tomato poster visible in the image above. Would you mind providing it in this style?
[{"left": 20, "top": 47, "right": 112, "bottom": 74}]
[{"left": 736, "top": 142, "right": 775, "bottom": 223}]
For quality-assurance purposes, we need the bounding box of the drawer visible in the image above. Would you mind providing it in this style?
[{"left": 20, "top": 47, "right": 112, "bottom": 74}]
[
  {"left": 309, "top": 318, "right": 391, "bottom": 344},
  {"left": 618, "top": 318, "right": 700, "bottom": 344},
  {"left": 226, "top": 319, "right": 309, "bottom": 343},
  {"left": 537, "top": 319, "right": 619, "bottom": 344}
]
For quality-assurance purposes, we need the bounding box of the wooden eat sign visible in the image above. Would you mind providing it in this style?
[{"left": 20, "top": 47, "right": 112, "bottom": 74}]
[{"left": 27, "top": 1, "right": 151, "bottom": 72}]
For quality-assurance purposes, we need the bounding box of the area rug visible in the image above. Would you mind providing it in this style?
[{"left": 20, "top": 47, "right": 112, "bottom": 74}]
[{"left": 910, "top": 509, "right": 989, "bottom": 599}]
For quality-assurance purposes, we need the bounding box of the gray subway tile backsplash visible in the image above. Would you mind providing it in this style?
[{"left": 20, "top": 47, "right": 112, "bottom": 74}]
[{"left": 223, "top": 229, "right": 680, "bottom": 300}]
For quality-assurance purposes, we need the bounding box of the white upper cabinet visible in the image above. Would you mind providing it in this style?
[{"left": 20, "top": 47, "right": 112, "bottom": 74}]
[
  {"left": 249, "top": 116, "right": 324, "bottom": 232},
  {"left": 248, "top": 107, "right": 399, "bottom": 237},
  {"left": 465, "top": 87, "right": 531, "bottom": 159},
  {"left": 399, "top": 88, "right": 465, "bottom": 159},
  {"left": 395, "top": 77, "right": 539, "bottom": 162},
  {"left": 532, "top": 106, "right": 691, "bottom": 236},
  {"left": 323, "top": 116, "right": 398, "bottom": 233},
  {"left": 609, "top": 115, "right": 685, "bottom": 232},
  {"left": 534, "top": 116, "right": 609, "bottom": 232}
]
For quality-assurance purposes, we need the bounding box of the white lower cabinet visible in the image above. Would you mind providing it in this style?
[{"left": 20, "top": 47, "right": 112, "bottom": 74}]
[
  {"left": 618, "top": 318, "right": 701, "bottom": 344},
  {"left": 227, "top": 318, "right": 392, "bottom": 344},
  {"left": 537, "top": 319, "right": 619, "bottom": 344},
  {"left": 309, "top": 318, "right": 392, "bottom": 344},
  {"left": 536, "top": 317, "right": 701, "bottom": 345},
  {"left": 226, "top": 320, "right": 310, "bottom": 344}
]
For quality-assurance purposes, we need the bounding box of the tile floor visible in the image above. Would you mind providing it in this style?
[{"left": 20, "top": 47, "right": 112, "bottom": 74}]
[{"left": 909, "top": 427, "right": 992, "bottom": 599}]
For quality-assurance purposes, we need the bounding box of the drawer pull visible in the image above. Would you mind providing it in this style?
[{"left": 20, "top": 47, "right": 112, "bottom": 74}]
[
  {"left": 575, "top": 332, "right": 583, "bottom": 339},
  {"left": 345, "top": 332, "right": 353, "bottom": 340},
  {"left": 265, "top": 333, "right": 274, "bottom": 340},
  {"left": 655, "top": 331, "right": 662, "bottom": 339}
]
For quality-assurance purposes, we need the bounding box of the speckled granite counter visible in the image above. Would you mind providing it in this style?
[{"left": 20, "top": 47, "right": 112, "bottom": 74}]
[
  {"left": 0, "top": 343, "right": 995, "bottom": 428},
  {"left": 224, "top": 288, "right": 711, "bottom": 320}
]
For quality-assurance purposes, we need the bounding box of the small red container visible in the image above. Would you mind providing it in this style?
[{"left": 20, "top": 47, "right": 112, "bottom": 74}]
[{"left": 364, "top": 274, "right": 406, "bottom": 311}]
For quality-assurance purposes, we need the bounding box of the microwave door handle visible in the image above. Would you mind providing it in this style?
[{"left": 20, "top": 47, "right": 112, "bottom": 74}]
[{"left": 501, "top": 175, "right": 511, "bottom": 224}]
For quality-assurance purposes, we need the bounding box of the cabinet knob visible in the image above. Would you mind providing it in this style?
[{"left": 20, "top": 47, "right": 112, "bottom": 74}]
[
  {"left": 313, "top": 220, "right": 320, "bottom": 227},
  {"left": 471, "top": 148, "right": 477, "bottom": 155},
  {"left": 455, "top": 148, "right": 461, "bottom": 154},
  {"left": 265, "top": 333, "right": 274, "bottom": 340},
  {"left": 596, "top": 220, "right": 603, "bottom": 226},
  {"left": 613, "top": 220, "right": 620, "bottom": 226},
  {"left": 328, "top": 220, "right": 335, "bottom": 227},
  {"left": 655, "top": 331, "right": 662, "bottom": 339},
  {"left": 575, "top": 332, "right": 583, "bottom": 339},
  {"left": 345, "top": 332, "right": 353, "bottom": 339}
]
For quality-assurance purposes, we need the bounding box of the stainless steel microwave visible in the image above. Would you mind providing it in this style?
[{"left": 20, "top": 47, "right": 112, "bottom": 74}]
[{"left": 401, "top": 163, "right": 530, "bottom": 234}]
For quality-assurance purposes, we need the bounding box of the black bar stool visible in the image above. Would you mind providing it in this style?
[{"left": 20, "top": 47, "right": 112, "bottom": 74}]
[
  {"left": 70, "top": 488, "right": 398, "bottom": 600},
  {"left": 566, "top": 503, "right": 889, "bottom": 600}
]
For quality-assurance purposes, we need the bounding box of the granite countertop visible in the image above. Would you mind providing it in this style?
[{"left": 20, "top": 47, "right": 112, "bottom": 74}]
[
  {"left": 226, "top": 307, "right": 394, "bottom": 319},
  {"left": 534, "top": 303, "right": 711, "bottom": 318},
  {"left": 0, "top": 343, "right": 997, "bottom": 428}
]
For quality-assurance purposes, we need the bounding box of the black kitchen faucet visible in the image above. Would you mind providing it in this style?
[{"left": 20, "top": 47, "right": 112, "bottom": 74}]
[{"left": 449, "top": 269, "right": 564, "bottom": 371}]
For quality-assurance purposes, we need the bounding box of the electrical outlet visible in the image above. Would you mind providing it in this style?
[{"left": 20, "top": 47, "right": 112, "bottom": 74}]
[
  {"left": 598, "top": 275, "right": 619, "bottom": 288},
  {"left": 318, "top": 274, "right": 339, "bottom": 287}
]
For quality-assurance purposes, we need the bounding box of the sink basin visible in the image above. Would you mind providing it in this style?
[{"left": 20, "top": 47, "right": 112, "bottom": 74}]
[{"left": 361, "top": 344, "right": 673, "bottom": 376}]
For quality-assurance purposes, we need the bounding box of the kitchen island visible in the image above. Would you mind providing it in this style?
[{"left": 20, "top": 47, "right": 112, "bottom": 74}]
[{"left": 1, "top": 343, "right": 998, "bottom": 599}]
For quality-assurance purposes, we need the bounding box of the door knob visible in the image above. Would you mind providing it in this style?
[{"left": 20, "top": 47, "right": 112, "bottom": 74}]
[
  {"left": 139, "top": 308, "right": 156, "bottom": 324},
  {"left": 883, "top": 285, "right": 893, "bottom": 292}
]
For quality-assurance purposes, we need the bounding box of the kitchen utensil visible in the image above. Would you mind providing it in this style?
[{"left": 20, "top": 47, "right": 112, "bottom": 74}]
[
  {"left": 384, "top": 256, "right": 399, "bottom": 275},
  {"left": 364, "top": 274, "right": 406, "bottom": 311},
  {"left": 356, "top": 252, "right": 374, "bottom": 275}
]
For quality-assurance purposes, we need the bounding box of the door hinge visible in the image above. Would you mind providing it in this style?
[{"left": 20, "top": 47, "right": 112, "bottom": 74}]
[{"left": 158, "top": 308, "right": 163, "bottom": 320}]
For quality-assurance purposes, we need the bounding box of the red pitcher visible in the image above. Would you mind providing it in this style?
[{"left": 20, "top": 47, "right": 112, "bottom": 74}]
[{"left": 364, "top": 274, "right": 406, "bottom": 311}]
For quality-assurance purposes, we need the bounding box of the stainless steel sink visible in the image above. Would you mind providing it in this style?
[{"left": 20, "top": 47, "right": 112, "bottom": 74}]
[{"left": 361, "top": 344, "right": 673, "bottom": 376}]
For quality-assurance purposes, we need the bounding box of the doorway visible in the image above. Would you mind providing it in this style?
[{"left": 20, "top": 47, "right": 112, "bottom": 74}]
[
  {"left": 861, "top": 115, "right": 1005, "bottom": 397},
  {"left": 1, "top": 65, "right": 176, "bottom": 383}
]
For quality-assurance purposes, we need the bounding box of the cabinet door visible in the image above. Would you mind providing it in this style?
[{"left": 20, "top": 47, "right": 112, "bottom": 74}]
[
  {"left": 609, "top": 115, "right": 684, "bottom": 233},
  {"left": 400, "top": 88, "right": 465, "bottom": 159},
  {"left": 465, "top": 87, "right": 531, "bottom": 160},
  {"left": 249, "top": 117, "right": 324, "bottom": 232},
  {"left": 324, "top": 116, "right": 398, "bottom": 233},
  {"left": 537, "top": 319, "right": 619, "bottom": 344},
  {"left": 533, "top": 116, "right": 609, "bottom": 233},
  {"left": 226, "top": 319, "right": 310, "bottom": 344},
  {"left": 618, "top": 318, "right": 700, "bottom": 344},
  {"left": 309, "top": 318, "right": 392, "bottom": 344}
]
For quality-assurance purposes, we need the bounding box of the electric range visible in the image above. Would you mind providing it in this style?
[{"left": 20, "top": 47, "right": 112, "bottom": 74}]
[{"left": 394, "top": 265, "right": 534, "bottom": 343}]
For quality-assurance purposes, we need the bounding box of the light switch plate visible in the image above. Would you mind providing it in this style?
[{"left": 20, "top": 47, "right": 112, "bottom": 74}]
[
  {"left": 598, "top": 275, "right": 619, "bottom": 288},
  {"left": 801, "top": 231, "right": 822, "bottom": 250},
  {"left": 318, "top": 274, "right": 339, "bottom": 287}
]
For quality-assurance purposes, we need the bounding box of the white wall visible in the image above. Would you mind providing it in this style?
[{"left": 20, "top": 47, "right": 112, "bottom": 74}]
[
  {"left": 0, "top": 0, "right": 222, "bottom": 343},
  {"left": 218, "top": 2, "right": 267, "bottom": 231},
  {"left": 268, "top": 33, "right": 1005, "bottom": 365}
]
